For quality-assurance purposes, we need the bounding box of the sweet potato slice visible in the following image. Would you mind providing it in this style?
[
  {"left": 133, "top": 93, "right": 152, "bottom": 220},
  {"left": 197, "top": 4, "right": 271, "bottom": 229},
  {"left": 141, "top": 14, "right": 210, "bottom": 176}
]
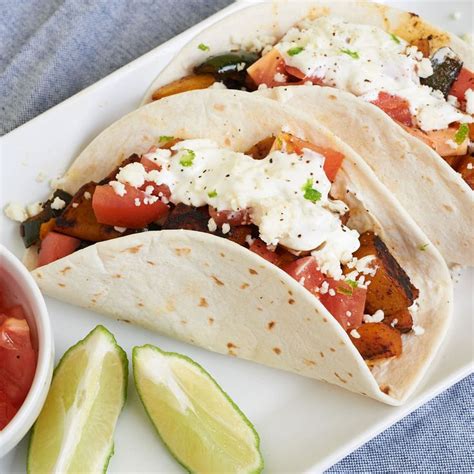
[
  {"left": 151, "top": 74, "right": 216, "bottom": 101},
  {"left": 245, "top": 136, "right": 276, "bottom": 160},
  {"left": 383, "top": 309, "right": 413, "bottom": 333},
  {"left": 354, "top": 232, "right": 418, "bottom": 315},
  {"left": 54, "top": 182, "right": 122, "bottom": 242},
  {"left": 350, "top": 323, "right": 402, "bottom": 360}
]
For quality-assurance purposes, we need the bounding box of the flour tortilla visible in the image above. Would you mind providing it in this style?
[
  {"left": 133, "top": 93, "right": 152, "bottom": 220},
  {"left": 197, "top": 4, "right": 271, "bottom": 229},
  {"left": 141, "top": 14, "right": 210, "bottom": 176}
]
[
  {"left": 140, "top": 0, "right": 474, "bottom": 267},
  {"left": 31, "top": 90, "right": 452, "bottom": 405}
]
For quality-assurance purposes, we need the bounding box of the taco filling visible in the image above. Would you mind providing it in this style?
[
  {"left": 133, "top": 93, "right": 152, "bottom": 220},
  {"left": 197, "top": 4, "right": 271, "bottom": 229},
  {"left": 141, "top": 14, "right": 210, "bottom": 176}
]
[
  {"left": 151, "top": 16, "right": 474, "bottom": 188},
  {"left": 21, "top": 132, "right": 419, "bottom": 363}
]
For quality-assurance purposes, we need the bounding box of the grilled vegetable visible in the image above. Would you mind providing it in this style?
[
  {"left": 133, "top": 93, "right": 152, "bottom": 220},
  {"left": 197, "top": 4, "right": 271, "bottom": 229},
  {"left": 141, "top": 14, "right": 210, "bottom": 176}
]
[
  {"left": 411, "top": 37, "right": 431, "bottom": 58},
  {"left": 54, "top": 182, "right": 122, "bottom": 241},
  {"left": 354, "top": 232, "right": 419, "bottom": 315},
  {"left": 350, "top": 323, "right": 402, "bottom": 360},
  {"left": 383, "top": 309, "right": 413, "bottom": 333},
  {"left": 151, "top": 74, "right": 216, "bottom": 101},
  {"left": 456, "top": 154, "right": 474, "bottom": 189},
  {"left": 20, "top": 190, "right": 72, "bottom": 248},
  {"left": 194, "top": 52, "right": 259, "bottom": 89},
  {"left": 421, "top": 47, "right": 463, "bottom": 98},
  {"left": 163, "top": 204, "right": 211, "bottom": 233},
  {"left": 245, "top": 136, "right": 276, "bottom": 160},
  {"left": 227, "top": 225, "right": 257, "bottom": 247}
]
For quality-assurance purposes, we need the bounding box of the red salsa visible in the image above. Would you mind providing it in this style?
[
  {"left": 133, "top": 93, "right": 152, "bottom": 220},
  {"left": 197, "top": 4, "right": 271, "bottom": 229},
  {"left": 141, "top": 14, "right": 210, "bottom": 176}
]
[{"left": 0, "top": 280, "right": 37, "bottom": 430}]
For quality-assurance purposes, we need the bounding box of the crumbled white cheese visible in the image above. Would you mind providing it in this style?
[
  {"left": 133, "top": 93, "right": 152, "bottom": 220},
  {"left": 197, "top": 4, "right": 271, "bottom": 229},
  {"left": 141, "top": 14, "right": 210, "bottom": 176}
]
[
  {"left": 391, "top": 318, "right": 398, "bottom": 328},
  {"left": 447, "top": 95, "right": 460, "bottom": 108},
  {"left": 221, "top": 223, "right": 231, "bottom": 234},
  {"left": 328, "top": 288, "right": 336, "bottom": 296},
  {"left": 465, "top": 89, "right": 474, "bottom": 115},
  {"left": 446, "top": 139, "right": 459, "bottom": 150},
  {"left": 84, "top": 191, "right": 91, "bottom": 200},
  {"left": 109, "top": 180, "right": 127, "bottom": 197},
  {"left": 50, "top": 197, "right": 66, "bottom": 210},
  {"left": 116, "top": 162, "right": 147, "bottom": 188},
  {"left": 467, "top": 163, "right": 473, "bottom": 170},
  {"left": 134, "top": 198, "right": 141, "bottom": 207},
  {"left": 72, "top": 203, "right": 79, "bottom": 208},
  {"left": 232, "top": 33, "right": 276, "bottom": 54},
  {"left": 345, "top": 311, "right": 352, "bottom": 317},
  {"left": 274, "top": 72, "right": 287, "bottom": 83},
  {"left": 413, "top": 325, "right": 425, "bottom": 336},
  {"left": 275, "top": 16, "right": 472, "bottom": 131},
  {"left": 207, "top": 218, "right": 217, "bottom": 232},
  {"left": 4, "top": 202, "right": 28, "bottom": 222},
  {"left": 114, "top": 226, "right": 127, "bottom": 233},
  {"left": 450, "top": 11, "right": 461, "bottom": 21},
  {"left": 245, "top": 234, "right": 255, "bottom": 246},
  {"left": 319, "top": 281, "right": 329, "bottom": 294},
  {"left": 144, "top": 138, "right": 360, "bottom": 278},
  {"left": 363, "top": 309, "right": 385, "bottom": 323},
  {"left": 350, "top": 329, "right": 361, "bottom": 339},
  {"left": 257, "top": 83, "right": 268, "bottom": 90},
  {"left": 208, "top": 81, "right": 227, "bottom": 90},
  {"left": 27, "top": 201, "right": 43, "bottom": 217},
  {"left": 236, "top": 62, "right": 246, "bottom": 72}
]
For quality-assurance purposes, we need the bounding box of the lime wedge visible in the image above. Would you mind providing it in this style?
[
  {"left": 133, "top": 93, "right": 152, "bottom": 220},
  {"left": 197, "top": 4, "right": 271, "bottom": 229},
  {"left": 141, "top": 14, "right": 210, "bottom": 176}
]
[
  {"left": 133, "top": 345, "right": 263, "bottom": 473},
  {"left": 28, "top": 325, "right": 128, "bottom": 474}
]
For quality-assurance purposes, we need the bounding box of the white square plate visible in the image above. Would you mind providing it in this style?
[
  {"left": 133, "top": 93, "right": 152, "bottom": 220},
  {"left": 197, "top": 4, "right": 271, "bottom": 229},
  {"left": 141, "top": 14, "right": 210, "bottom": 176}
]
[{"left": 1, "top": 1, "right": 472, "bottom": 472}]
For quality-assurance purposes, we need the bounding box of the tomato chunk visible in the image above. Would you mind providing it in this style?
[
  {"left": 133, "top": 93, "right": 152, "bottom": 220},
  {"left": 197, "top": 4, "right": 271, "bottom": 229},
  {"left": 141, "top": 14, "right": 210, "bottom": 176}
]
[
  {"left": 92, "top": 184, "right": 169, "bottom": 229},
  {"left": 0, "top": 317, "right": 36, "bottom": 429},
  {"left": 249, "top": 239, "right": 280, "bottom": 265},
  {"left": 319, "top": 279, "right": 366, "bottom": 330},
  {"left": 371, "top": 92, "right": 413, "bottom": 127},
  {"left": 208, "top": 207, "right": 250, "bottom": 226},
  {"left": 449, "top": 67, "right": 474, "bottom": 104},
  {"left": 282, "top": 256, "right": 325, "bottom": 294},
  {"left": 272, "top": 132, "right": 344, "bottom": 181},
  {"left": 38, "top": 232, "right": 81, "bottom": 267}
]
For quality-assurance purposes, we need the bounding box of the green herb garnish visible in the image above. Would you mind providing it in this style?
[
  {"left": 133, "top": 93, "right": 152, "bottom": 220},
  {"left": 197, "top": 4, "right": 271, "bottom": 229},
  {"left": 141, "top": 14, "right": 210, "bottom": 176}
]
[
  {"left": 198, "top": 43, "right": 210, "bottom": 51},
  {"left": 418, "top": 243, "right": 429, "bottom": 251},
  {"left": 302, "top": 179, "right": 322, "bottom": 203},
  {"left": 208, "top": 190, "right": 218, "bottom": 198},
  {"left": 159, "top": 135, "right": 174, "bottom": 143},
  {"left": 346, "top": 279, "right": 358, "bottom": 289},
  {"left": 340, "top": 48, "right": 359, "bottom": 59},
  {"left": 454, "top": 123, "right": 469, "bottom": 145},
  {"left": 389, "top": 33, "right": 401, "bottom": 44},
  {"left": 287, "top": 46, "right": 304, "bottom": 56},
  {"left": 179, "top": 149, "right": 196, "bottom": 167},
  {"left": 336, "top": 286, "right": 353, "bottom": 296}
]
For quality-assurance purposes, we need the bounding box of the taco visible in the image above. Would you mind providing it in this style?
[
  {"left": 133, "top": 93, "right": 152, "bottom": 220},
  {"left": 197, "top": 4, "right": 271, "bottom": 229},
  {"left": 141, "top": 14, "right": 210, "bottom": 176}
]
[
  {"left": 141, "top": 0, "right": 474, "bottom": 266},
  {"left": 19, "top": 90, "right": 452, "bottom": 405}
]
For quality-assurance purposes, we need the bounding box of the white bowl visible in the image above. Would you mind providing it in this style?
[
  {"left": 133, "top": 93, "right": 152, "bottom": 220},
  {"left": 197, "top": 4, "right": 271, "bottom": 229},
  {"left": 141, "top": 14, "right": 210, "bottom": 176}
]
[{"left": 0, "top": 245, "right": 54, "bottom": 458}]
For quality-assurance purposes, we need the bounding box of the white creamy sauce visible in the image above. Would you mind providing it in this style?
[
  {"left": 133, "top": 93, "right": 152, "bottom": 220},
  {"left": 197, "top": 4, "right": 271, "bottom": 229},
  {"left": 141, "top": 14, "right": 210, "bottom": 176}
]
[
  {"left": 276, "top": 16, "right": 472, "bottom": 131},
  {"left": 143, "top": 139, "right": 360, "bottom": 278}
]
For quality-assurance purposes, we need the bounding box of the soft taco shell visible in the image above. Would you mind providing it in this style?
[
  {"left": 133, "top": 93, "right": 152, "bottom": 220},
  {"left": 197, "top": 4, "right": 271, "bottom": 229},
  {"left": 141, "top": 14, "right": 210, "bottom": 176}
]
[
  {"left": 140, "top": 0, "right": 474, "bottom": 266},
  {"left": 32, "top": 90, "right": 452, "bottom": 405}
]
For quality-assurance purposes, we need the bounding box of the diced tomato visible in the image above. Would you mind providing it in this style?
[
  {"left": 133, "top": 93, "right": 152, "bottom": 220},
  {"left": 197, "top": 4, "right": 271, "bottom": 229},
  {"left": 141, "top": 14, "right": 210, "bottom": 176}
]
[
  {"left": 400, "top": 123, "right": 469, "bottom": 157},
  {"left": 139, "top": 158, "right": 172, "bottom": 198},
  {"left": 208, "top": 207, "right": 250, "bottom": 226},
  {"left": 371, "top": 92, "right": 413, "bottom": 127},
  {"left": 92, "top": 184, "right": 169, "bottom": 229},
  {"left": 0, "top": 317, "right": 36, "bottom": 429},
  {"left": 140, "top": 156, "right": 161, "bottom": 172},
  {"left": 273, "top": 132, "right": 344, "bottom": 181},
  {"left": 38, "top": 232, "right": 81, "bottom": 267},
  {"left": 448, "top": 68, "right": 474, "bottom": 104},
  {"left": 282, "top": 256, "right": 325, "bottom": 294},
  {"left": 249, "top": 239, "right": 280, "bottom": 265},
  {"left": 318, "top": 279, "right": 367, "bottom": 330}
]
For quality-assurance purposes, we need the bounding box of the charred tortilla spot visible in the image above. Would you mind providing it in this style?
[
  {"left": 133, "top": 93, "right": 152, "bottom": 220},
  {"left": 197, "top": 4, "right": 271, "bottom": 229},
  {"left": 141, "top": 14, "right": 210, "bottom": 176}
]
[
  {"left": 36, "top": 273, "right": 42, "bottom": 279},
  {"left": 181, "top": 320, "right": 187, "bottom": 325},
  {"left": 288, "top": 298, "right": 295, "bottom": 305},
  {"left": 122, "top": 244, "right": 143, "bottom": 254},
  {"left": 113, "top": 274, "right": 122, "bottom": 279},
  {"left": 208, "top": 317, "right": 214, "bottom": 325},
  {"left": 91, "top": 298, "right": 96, "bottom": 304},
  {"left": 267, "top": 321, "right": 276, "bottom": 330},
  {"left": 348, "top": 372, "right": 353, "bottom": 378},
  {"left": 334, "top": 372, "right": 347, "bottom": 384},
  {"left": 323, "top": 317, "right": 328, "bottom": 323},
  {"left": 58, "top": 283, "right": 65, "bottom": 288},
  {"left": 240, "top": 282, "right": 250, "bottom": 289},
  {"left": 273, "top": 347, "right": 281, "bottom": 355},
  {"left": 174, "top": 247, "right": 191, "bottom": 256},
  {"left": 288, "top": 290, "right": 293, "bottom": 296},
  {"left": 198, "top": 297, "right": 208, "bottom": 307},
  {"left": 146, "top": 260, "right": 156, "bottom": 266},
  {"left": 220, "top": 252, "right": 225, "bottom": 257},
  {"left": 211, "top": 275, "right": 224, "bottom": 286},
  {"left": 119, "top": 319, "right": 131, "bottom": 324},
  {"left": 59, "top": 266, "right": 71, "bottom": 275},
  {"left": 257, "top": 307, "right": 263, "bottom": 311},
  {"left": 304, "top": 359, "right": 316, "bottom": 366},
  {"left": 248, "top": 268, "right": 258, "bottom": 275},
  {"left": 213, "top": 103, "right": 225, "bottom": 112},
  {"left": 137, "top": 302, "right": 144, "bottom": 308},
  {"left": 329, "top": 347, "right": 336, "bottom": 352},
  {"left": 380, "top": 385, "right": 391, "bottom": 395},
  {"left": 319, "top": 351, "right": 325, "bottom": 358},
  {"left": 227, "top": 342, "right": 238, "bottom": 349}
]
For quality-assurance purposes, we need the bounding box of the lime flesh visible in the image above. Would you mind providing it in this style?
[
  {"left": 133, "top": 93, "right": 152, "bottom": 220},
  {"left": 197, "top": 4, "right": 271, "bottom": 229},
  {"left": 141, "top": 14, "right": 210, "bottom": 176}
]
[
  {"left": 133, "top": 345, "right": 263, "bottom": 473},
  {"left": 28, "top": 325, "right": 128, "bottom": 474}
]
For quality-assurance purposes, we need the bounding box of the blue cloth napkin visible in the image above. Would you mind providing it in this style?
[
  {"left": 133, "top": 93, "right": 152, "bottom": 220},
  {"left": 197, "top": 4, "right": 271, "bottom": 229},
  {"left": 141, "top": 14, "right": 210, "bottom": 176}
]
[{"left": 0, "top": 1, "right": 472, "bottom": 472}]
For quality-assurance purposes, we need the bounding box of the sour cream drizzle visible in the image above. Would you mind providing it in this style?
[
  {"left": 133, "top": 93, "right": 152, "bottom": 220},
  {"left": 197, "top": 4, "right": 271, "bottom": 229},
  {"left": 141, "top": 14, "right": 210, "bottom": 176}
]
[
  {"left": 276, "top": 16, "right": 472, "bottom": 131},
  {"left": 144, "top": 139, "right": 360, "bottom": 278}
]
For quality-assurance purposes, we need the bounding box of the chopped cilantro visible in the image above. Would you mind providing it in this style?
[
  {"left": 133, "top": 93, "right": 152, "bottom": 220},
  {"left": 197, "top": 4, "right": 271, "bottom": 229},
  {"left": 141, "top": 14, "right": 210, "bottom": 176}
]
[
  {"left": 179, "top": 149, "right": 195, "bottom": 167},
  {"left": 336, "top": 286, "right": 353, "bottom": 296},
  {"left": 346, "top": 279, "right": 358, "bottom": 289},
  {"left": 287, "top": 46, "right": 304, "bottom": 56},
  {"left": 159, "top": 135, "right": 174, "bottom": 143},
  {"left": 198, "top": 43, "right": 210, "bottom": 51},
  {"left": 418, "top": 243, "right": 429, "bottom": 251},
  {"left": 340, "top": 48, "right": 359, "bottom": 59},
  {"left": 208, "top": 190, "right": 218, "bottom": 198},
  {"left": 454, "top": 123, "right": 469, "bottom": 145},
  {"left": 302, "top": 179, "right": 322, "bottom": 203},
  {"left": 389, "top": 33, "right": 401, "bottom": 44}
]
